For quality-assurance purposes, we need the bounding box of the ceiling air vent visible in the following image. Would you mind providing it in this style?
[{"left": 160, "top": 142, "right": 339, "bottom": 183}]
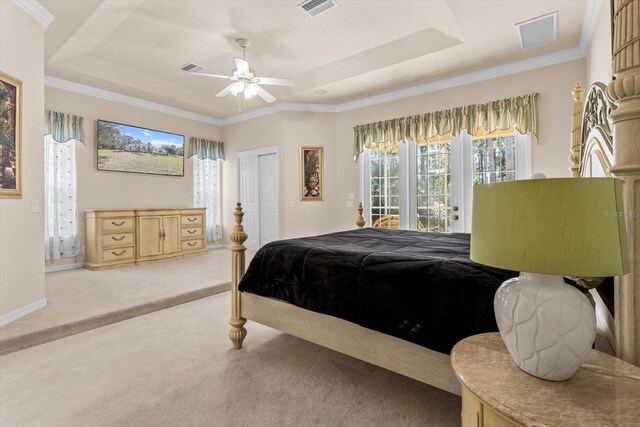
[
  {"left": 179, "top": 63, "right": 203, "bottom": 73},
  {"left": 515, "top": 11, "right": 558, "bottom": 49},
  {"left": 298, "top": 0, "right": 337, "bottom": 17}
]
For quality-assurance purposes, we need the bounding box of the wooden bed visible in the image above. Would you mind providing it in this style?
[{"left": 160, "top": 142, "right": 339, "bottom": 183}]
[{"left": 228, "top": 1, "right": 640, "bottom": 394}]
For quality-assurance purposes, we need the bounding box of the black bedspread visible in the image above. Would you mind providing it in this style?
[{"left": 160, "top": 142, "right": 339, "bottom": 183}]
[{"left": 239, "top": 228, "right": 516, "bottom": 354}]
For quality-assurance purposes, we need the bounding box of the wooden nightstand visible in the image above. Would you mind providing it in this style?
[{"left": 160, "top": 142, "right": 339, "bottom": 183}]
[{"left": 451, "top": 333, "right": 640, "bottom": 427}]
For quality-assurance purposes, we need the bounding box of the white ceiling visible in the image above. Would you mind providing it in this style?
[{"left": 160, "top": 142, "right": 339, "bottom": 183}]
[{"left": 40, "top": 0, "right": 591, "bottom": 119}]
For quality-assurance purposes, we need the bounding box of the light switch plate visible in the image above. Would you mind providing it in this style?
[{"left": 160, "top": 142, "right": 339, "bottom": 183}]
[
  {"left": 346, "top": 200, "right": 355, "bottom": 208},
  {"left": 347, "top": 193, "right": 355, "bottom": 200},
  {"left": 31, "top": 200, "right": 39, "bottom": 213}
]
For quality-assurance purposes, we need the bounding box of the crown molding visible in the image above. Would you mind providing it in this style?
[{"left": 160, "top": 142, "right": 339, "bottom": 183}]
[
  {"left": 45, "top": 76, "right": 224, "bottom": 126},
  {"left": 222, "top": 102, "right": 335, "bottom": 125},
  {"left": 579, "top": 0, "right": 602, "bottom": 53},
  {"left": 11, "top": 0, "right": 54, "bottom": 29},
  {"left": 45, "top": 0, "right": 601, "bottom": 127}
]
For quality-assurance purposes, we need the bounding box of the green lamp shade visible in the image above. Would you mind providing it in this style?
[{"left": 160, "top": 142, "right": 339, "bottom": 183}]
[{"left": 470, "top": 178, "right": 630, "bottom": 277}]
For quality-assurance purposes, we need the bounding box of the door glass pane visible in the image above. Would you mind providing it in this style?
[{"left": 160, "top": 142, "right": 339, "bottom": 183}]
[
  {"left": 472, "top": 134, "right": 516, "bottom": 185},
  {"left": 369, "top": 149, "right": 400, "bottom": 229},
  {"left": 416, "top": 140, "right": 451, "bottom": 232}
]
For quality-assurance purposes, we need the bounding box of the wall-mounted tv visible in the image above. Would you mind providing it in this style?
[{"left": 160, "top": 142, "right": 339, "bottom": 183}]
[{"left": 97, "top": 119, "right": 185, "bottom": 177}]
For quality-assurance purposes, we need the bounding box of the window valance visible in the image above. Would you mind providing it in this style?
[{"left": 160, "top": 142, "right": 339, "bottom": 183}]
[
  {"left": 353, "top": 93, "right": 539, "bottom": 161},
  {"left": 189, "top": 137, "right": 225, "bottom": 161},
  {"left": 45, "top": 110, "right": 85, "bottom": 144}
]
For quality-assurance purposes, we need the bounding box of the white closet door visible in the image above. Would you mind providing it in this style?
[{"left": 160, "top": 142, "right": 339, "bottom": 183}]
[
  {"left": 238, "top": 156, "right": 259, "bottom": 251},
  {"left": 258, "top": 153, "right": 279, "bottom": 246}
]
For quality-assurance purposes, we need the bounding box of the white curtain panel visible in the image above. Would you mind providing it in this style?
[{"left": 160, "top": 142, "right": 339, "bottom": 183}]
[
  {"left": 193, "top": 157, "right": 221, "bottom": 242},
  {"left": 44, "top": 135, "right": 81, "bottom": 260}
]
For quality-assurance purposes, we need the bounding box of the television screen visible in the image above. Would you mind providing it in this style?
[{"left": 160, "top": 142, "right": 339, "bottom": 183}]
[{"left": 97, "top": 120, "right": 185, "bottom": 177}]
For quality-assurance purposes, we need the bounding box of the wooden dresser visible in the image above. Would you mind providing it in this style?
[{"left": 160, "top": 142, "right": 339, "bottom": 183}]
[
  {"left": 451, "top": 333, "right": 640, "bottom": 427},
  {"left": 85, "top": 208, "right": 207, "bottom": 270}
]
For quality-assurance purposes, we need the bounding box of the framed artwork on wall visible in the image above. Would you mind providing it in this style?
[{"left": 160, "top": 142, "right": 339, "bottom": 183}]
[
  {"left": 0, "top": 71, "right": 22, "bottom": 198},
  {"left": 300, "top": 146, "right": 323, "bottom": 201}
]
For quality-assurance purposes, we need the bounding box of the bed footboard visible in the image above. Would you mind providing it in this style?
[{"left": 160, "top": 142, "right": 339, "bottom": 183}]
[{"left": 229, "top": 203, "right": 248, "bottom": 349}]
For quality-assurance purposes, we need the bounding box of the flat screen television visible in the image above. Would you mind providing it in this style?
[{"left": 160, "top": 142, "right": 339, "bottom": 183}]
[{"left": 97, "top": 119, "right": 185, "bottom": 177}]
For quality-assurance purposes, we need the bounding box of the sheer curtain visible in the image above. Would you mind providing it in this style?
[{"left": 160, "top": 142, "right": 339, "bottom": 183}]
[
  {"left": 44, "top": 110, "right": 84, "bottom": 260},
  {"left": 190, "top": 137, "right": 224, "bottom": 243}
]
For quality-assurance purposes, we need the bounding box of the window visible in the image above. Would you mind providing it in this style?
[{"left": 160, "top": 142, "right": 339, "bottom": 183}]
[
  {"left": 193, "top": 157, "right": 222, "bottom": 242},
  {"left": 472, "top": 132, "right": 516, "bottom": 185},
  {"left": 369, "top": 147, "right": 399, "bottom": 229},
  {"left": 361, "top": 129, "right": 532, "bottom": 233},
  {"left": 416, "top": 137, "right": 451, "bottom": 232}
]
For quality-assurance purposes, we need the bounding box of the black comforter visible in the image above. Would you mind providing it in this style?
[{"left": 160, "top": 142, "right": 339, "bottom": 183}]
[{"left": 239, "top": 228, "right": 516, "bottom": 354}]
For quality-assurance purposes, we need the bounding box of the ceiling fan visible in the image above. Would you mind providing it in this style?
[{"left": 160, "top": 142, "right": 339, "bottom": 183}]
[{"left": 184, "top": 38, "right": 294, "bottom": 104}]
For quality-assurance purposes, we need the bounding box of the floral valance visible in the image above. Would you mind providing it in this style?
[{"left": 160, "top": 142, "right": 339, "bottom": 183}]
[
  {"left": 45, "top": 110, "right": 85, "bottom": 144},
  {"left": 353, "top": 93, "right": 539, "bottom": 161},
  {"left": 188, "top": 137, "right": 224, "bottom": 161}
]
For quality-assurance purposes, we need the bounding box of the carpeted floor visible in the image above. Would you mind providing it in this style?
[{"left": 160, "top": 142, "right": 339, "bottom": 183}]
[
  {"left": 0, "top": 292, "right": 461, "bottom": 426},
  {"left": 0, "top": 249, "right": 237, "bottom": 355}
]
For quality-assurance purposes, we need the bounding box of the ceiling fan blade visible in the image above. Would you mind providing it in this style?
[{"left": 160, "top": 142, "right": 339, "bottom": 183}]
[
  {"left": 189, "top": 72, "right": 235, "bottom": 80},
  {"left": 235, "top": 58, "right": 250, "bottom": 75},
  {"left": 254, "top": 77, "right": 295, "bottom": 87},
  {"left": 215, "top": 84, "right": 235, "bottom": 98},
  {"left": 257, "top": 86, "right": 276, "bottom": 103}
]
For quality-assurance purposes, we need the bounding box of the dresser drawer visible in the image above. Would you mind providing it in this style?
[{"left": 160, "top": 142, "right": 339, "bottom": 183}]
[
  {"left": 102, "top": 246, "right": 135, "bottom": 262},
  {"left": 181, "top": 227, "right": 203, "bottom": 238},
  {"left": 102, "top": 232, "right": 135, "bottom": 247},
  {"left": 102, "top": 218, "right": 134, "bottom": 232},
  {"left": 181, "top": 214, "right": 203, "bottom": 226},
  {"left": 182, "top": 239, "right": 204, "bottom": 251}
]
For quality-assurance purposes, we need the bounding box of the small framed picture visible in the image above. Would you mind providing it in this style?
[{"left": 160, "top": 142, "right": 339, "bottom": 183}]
[
  {"left": 0, "top": 71, "right": 22, "bottom": 198},
  {"left": 300, "top": 146, "right": 323, "bottom": 201}
]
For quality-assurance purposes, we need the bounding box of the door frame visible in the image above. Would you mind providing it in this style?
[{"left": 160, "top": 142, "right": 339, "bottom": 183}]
[{"left": 236, "top": 146, "right": 280, "bottom": 249}]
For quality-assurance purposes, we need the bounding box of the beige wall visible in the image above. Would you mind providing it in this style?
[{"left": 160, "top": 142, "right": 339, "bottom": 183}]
[
  {"left": 45, "top": 87, "right": 222, "bottom": 264},
  {"left": 222, "top": 59, "right": 585, "bottom": 241},
  {"left": 0, "top": 2, "right": 46, "bottom": 317},
  {"left": 587, "top": 1, "right": 612, "bottom": 86}
]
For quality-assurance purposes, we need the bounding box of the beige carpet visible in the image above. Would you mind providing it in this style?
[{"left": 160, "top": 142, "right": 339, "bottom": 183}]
[
  {"left": 0, "top": 292, "right": 461, "bottom": 426},
  {"left": 0, "top": 249, "right": 238, "bottom": 355}
]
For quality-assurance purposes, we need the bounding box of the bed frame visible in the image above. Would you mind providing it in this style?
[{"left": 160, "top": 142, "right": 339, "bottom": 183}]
[{"left": 228, "top": 1, "right": 640, "bottom": 394}]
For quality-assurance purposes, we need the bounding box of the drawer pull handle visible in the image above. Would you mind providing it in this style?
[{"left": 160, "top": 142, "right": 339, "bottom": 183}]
[
  {"left": 187, "top": 230, "right": 197, "bottom": 234},
  {"left": 111, "top": 221, "right": 126, "bottom": 226},
  {"left": 187, "top": 242, "right": 197, "bottom": 247},
  {"left": 112, "top": 250, "right": 126, "bottom": 256},
  {"left": 111, "top": 235, "right": 126, "bottom": 241},
  {"left": 187, "top": 217, "right": 197, "bottom": 222}
]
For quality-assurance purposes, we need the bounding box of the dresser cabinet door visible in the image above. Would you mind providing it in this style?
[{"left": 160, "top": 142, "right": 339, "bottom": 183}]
[
  {"left": 162, "top": 215, "right": 181, "bottom": 255},
  {"left": 138, "top": 216, "right": 163, "bottom": 257}
]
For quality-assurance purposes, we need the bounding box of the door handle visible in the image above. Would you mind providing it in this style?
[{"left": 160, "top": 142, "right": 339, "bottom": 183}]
[
  {"left": 452, "top": 215, "right": 459, "bottom": 221},
  {"left": 452, "top": 205, "right": 459, "bottom": 212}
]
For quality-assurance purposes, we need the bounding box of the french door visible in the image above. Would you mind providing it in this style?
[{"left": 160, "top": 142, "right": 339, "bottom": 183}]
[{"left": 361, "top": 131, "right": 532, "bottom": 233}]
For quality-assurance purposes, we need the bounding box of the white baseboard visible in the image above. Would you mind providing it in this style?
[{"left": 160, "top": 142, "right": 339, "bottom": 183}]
[
  {"left": 0, "top": 298, "right": 48, "bottom": 326},
  {"left": 45, "top": 262, "right": 84, "bottom": 273}
]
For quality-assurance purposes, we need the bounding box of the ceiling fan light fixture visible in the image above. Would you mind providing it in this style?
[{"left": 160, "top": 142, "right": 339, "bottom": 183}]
[
  {"left": 229, "top": 81, "right": 244, "bottom": 96},
  {"left": 244, "top": 83, "right": 260, "bottom": 100}
]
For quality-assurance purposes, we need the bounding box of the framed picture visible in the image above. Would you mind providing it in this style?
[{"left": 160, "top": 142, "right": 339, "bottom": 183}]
[
  {"left": 300, "top": 146, "right": 323, "bottom": 201},
  {"left": 0, "top": 71, "right": 22, "bottom": 198},
  {"left": 97, "top": 119, "right": 185, "bottom": 177}
]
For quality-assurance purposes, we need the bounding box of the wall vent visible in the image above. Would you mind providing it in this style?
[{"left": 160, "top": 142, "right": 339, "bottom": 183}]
[
  {"left": 179, "top": 63, "right": 204, "bottom": 73},
  {"left": 515, "top": 11, "right": 558, "bottom": 49},
  {"left": 298, "top": 0, "right": 337, "bottom": 17}
]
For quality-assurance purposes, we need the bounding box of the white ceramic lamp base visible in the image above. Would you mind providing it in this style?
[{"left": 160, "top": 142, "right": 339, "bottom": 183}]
[{"left": 494, "top": 272, "right": 596, "bottom": 381}]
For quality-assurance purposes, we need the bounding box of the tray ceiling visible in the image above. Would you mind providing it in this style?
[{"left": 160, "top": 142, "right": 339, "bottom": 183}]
[{"left": 41, "top": 0, "right": 588, "bottom": 119}]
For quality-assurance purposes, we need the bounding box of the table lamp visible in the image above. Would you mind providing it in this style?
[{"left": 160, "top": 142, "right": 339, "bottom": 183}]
[{"left": 470, "top": 178, "right": 630, "bottom": 381}]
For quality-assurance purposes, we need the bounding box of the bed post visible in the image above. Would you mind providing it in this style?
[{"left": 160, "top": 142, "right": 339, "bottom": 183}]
[
  {"left": 356, "top": 202, "right": 366, "bottom": 228},
  {"left": 607, "top": 0, "right": 640, "bottom": 367},
  {"left": 229, "top": 203, "right": 248, "bottom": 350},
  {"left": 569, "top": 81, "right": 584, "bottom": 177}
]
